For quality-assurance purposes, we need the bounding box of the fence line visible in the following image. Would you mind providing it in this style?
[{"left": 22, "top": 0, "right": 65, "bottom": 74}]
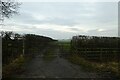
[{"left": 71, "top": 35, "right": 119, "bottom": 62}]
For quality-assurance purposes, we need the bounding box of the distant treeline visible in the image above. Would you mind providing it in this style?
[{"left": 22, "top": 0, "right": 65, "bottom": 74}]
[
  {"left": 71, "top": 35, "right": 120, "bottom": 62},
  {"left": 1, "top": 31, "right": 56, "bottom": 65}
]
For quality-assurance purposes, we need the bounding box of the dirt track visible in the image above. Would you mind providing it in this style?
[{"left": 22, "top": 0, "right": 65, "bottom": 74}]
[{"left": 14, "top": 46, "right": 111, "bottom": 78}]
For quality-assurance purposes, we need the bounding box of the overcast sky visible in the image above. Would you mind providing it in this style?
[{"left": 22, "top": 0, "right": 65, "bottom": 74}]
[{"left": 1, "top": 2, "right": 118, "bottom": 39}]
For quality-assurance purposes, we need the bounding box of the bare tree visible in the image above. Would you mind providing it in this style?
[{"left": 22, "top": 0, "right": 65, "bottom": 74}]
[{"left": 0, "top": 0, "right": 21, "bottom": 20}]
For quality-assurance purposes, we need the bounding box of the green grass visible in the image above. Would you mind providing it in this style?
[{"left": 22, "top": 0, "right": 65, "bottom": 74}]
[
  {"left": 42, "top": 47, "right": 56, "bottom": 62},
  {"left": 58, "top": 40, "right": 71, "bottom": 52},
  {"left": 67, "top": 54, "right": 119, "bottom": 78},
  {"left": 3, "top": 55, "right": 26, "bottom": 78}
]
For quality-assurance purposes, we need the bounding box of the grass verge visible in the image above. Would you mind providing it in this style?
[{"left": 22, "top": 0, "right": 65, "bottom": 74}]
[
  {"left": 67, "top": 54, "right": 119, "bottom": 78},
  {"left": 3, "top": 55, "right": 26, "bottom": 78}
]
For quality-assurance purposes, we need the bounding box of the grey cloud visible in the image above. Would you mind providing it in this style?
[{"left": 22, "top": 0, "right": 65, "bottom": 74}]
[
  {"left": 3, "top": 2, "right": 118, "bottom": 39},
  {"left": 85, "top": 28, "right": 117, "bottom": 37},
  {"left": 7, "top": 2, "right": 118, "bottom": 26}
]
